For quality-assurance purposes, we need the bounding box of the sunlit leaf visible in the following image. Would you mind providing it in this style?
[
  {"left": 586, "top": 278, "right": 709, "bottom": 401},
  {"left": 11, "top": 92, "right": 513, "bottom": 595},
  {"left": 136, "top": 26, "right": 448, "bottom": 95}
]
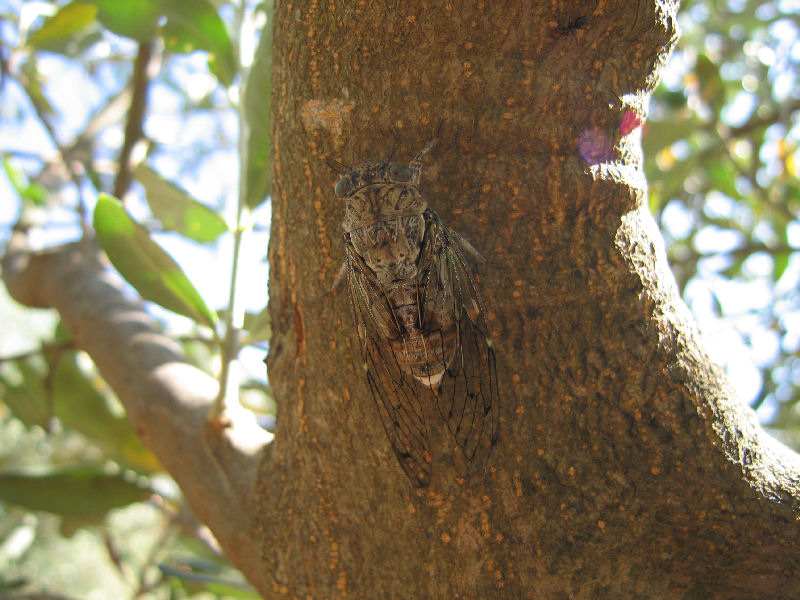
[
  {"left": 773, "top": 250, "right": 791, "bottom": 282},
  {"left": 706, "top": 161, "right": 741, "bottom": 200},
  {"left": 134, "top": 164, "right": 228, "bottom": 243},
  {"left": 651, "top": 154, "right": 698, "bottom": 205},
  {"left": 2, "top": 158, "right": 47, "bottom": 206},
  {"left": 91, "top": 0, "right": 160, "bottom": 41},
  {"left": 0, "top": 466, "right": 151, "bottom": 521},
  {"left": 694, "top": 54, "right": 725, "bottom": 114},
  {"left": 0, "top": 359, "right": 50, "bottom": 429},
  {"left": 161, "top": 0, "right": 236, "bottom": 87},
  {"left": 785, "top": 181, "right": 800, "bottom": 208},
  {"left": 241, "top": 3, "right": 272, "bottom": 209},
  {"left": 18, "top": 59, "right": 55, "bottom": 117},
  {"left": 26, "top": 1, "right": 98, "bottom": 51},
  {"left": 93, "top": 194, "right": 217, "bottom": 327}
]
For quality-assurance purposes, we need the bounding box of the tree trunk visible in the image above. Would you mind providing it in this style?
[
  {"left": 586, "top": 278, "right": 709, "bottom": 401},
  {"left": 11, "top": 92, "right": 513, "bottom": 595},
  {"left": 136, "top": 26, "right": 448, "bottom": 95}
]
[{"left": 260, "top": 0, "right": 800, "bottom": 598}]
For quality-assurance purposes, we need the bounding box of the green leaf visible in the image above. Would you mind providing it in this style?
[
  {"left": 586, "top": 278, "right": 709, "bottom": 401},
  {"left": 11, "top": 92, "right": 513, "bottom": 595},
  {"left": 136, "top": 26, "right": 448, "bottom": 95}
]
[
  {"left": 0, "top": 359, "right": 51, "bottom": 429},
  {"left": 53, "top": 353, "right": 162, "bottom": 474},
  {"left": 695, "top": 54, "right": 726, "bottom": 114},
  {"left": 0, "top": 466, "right": 151, "bottom": 521},
  {"left": 93, "top": 194, "right": 217, "bottom": 327},
  {"left": 706, "top": 160, "right": 742, "bottom": 200},
  {"left": 718, "top": 254, "right": 745, "bottom": 280},
  {"left": 90, "top": 0, "right": 160, "bottom": 41},
  {"left": 19, "top": 59, "right": 56, "bottom": 118},
  {"left": 642, "top": 119, "right": 695, "bottom": 157},
  {"left": 647, "top": 184, "right": 664, "bottom": 215},
  {"left": 26, "top": 1, "right": 98, "bottom": 51},
  {"left": 2, "top": 157, "right": 47, "bottom": 206},
  {"left": 160, "top": 562, "right": 260, "bottom": 598},
  {"left": 134, "top": 164, "right": 228, "bottom": 243},
  {"left": 162, "top": 0, "right": 236, "bottom": 87},
  {"left": 242, "top": 306, "right": 271, "bottom": 345},
  {"left": 773, "top": 250, "right": 791, "bottom": 282},
  {"left": 241, "top": 4, "right": 272, "bottom": 209}
]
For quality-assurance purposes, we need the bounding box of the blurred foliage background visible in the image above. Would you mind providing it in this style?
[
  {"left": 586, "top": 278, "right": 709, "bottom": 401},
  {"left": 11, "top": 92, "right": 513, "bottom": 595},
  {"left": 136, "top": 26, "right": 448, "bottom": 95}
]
[
  {"left": 644, "top": 0, "right": 800, "bottom": 448},
  {"left": 0, "top": 0, "right": 270, "bottom": 597},
  {"left": 0, "top": 0, "right": 798, "bottom": 598}
]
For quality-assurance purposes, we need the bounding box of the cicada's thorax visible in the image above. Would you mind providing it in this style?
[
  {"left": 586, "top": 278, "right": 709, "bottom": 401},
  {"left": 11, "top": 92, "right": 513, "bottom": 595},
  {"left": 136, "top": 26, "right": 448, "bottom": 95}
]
[
  {"left": 339, "top": 161, "right": 458, "bottom": 387},
  {"left": 343, "top": 180, "right": 427, "bottom": 286}
]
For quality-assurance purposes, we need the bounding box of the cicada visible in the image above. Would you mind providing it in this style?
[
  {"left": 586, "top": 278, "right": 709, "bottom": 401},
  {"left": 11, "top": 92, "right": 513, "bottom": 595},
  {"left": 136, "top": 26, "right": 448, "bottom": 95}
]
[{"left": 331, "top": 140, "right": 499, "bottom": 487}]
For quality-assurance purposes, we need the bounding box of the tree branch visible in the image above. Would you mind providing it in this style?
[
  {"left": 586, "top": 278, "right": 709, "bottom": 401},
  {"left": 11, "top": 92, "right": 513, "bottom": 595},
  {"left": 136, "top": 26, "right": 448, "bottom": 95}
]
[{"left": 1, "top": 233, "right": 272, "bottom": 595}]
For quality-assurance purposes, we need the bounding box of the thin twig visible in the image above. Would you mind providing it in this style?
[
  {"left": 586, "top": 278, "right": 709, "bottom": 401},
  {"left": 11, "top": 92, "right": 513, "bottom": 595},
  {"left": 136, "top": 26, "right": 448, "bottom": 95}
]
[
  {"left": 213, "top": 220, "right": 247, "bottom": 419},
  {"left": 129, "top": 510, "right": 176, "bottom": 600},
  {"left": 13, "top": 64, "right": 90, "bottom": 235},
  {"left": 114, "top": 41, "right": 155, "bottom": 201}
]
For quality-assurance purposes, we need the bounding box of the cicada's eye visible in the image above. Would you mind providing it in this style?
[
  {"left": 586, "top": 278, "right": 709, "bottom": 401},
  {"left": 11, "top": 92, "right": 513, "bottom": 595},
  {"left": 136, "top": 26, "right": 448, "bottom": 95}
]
[
  {"left": 334, "top": 176, "right": 353, "bottom": 197},
  {"left": 388, "top": 164, "right": 412, "bottom": 182}
]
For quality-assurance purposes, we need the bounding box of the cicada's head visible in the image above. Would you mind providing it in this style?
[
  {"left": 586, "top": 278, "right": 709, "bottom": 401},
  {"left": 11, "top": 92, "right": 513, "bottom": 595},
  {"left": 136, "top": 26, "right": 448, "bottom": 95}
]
[
  {"left": 333, "top": 159, "right": 418, "bottom": 200},
  {"left": 335, "top": 169, "right": 425, "bottom": 238},
  {"left": 331, "top": 139, "right": 436, "bottom": 200}
]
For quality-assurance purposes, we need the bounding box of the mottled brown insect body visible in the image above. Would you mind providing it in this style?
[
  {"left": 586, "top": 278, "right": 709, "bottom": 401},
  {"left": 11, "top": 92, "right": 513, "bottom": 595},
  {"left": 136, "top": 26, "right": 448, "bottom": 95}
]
[{"left": 332, "top": 141, "right": 499, "bottom": 487}]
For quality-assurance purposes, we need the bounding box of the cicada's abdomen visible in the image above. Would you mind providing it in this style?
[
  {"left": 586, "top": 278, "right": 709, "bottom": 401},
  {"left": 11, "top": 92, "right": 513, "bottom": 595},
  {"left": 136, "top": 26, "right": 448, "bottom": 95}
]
[
  {"left": 390, "top": 321, "right": 459, "bottom": 387},
  {"left": 380, "top": 275, "right": 459, "bottom": 388}
]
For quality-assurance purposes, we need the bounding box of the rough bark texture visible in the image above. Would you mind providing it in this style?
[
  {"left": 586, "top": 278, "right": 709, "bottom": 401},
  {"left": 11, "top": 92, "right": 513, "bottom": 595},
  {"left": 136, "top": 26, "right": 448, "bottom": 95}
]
[
  {"left": 259, "top": 0, "right": 800, "bottom": 598},
  {"left": 4, "top": 1, "right": 800, "bottom": 599}
]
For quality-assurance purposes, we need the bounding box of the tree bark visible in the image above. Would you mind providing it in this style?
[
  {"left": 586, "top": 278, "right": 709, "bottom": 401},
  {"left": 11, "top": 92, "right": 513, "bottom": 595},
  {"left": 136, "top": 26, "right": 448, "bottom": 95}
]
[{"left": 4, "top": 1, "right": 800, "bottom": 599}]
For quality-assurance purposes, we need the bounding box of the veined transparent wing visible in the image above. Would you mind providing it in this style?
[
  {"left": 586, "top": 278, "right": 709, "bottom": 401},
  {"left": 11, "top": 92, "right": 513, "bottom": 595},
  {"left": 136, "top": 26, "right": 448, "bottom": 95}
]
[
  {"left": 344, "top": 244, "right": 433, "bottom": 487},
  {"left": 418, "top": 212, "right": 499, "bottom": 463}
]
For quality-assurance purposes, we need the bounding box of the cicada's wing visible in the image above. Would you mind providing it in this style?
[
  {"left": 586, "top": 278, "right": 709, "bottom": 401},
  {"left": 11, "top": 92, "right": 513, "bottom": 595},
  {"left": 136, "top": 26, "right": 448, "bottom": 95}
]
[
  {"left": 344, "top": 245, "right": 433, "bottom": 487},
  {"left": 419, "top": 213, "right": 500, "bottom": 463}
]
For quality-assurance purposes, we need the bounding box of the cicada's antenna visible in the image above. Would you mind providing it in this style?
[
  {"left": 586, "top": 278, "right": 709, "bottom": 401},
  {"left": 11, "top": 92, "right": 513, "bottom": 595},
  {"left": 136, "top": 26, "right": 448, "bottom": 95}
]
[
  {"left": 325, "top": 157, "right": 351, "bottom": 174},
  {"left": 387, "top": 139, "right": 400, "bottom": 163},
  {"left": 409, "top": 138, "right": 437, "bottom": 186}
]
